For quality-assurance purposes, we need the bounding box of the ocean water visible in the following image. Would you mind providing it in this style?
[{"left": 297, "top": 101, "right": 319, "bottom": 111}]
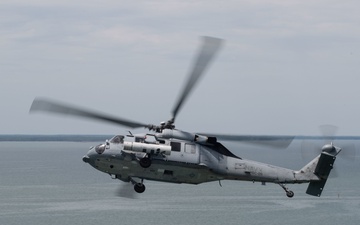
[{"left": 1, "top": 138, "right": 360, "bottom": 225}]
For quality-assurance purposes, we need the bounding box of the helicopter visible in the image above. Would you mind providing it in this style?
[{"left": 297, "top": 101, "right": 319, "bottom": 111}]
[{"left": 30, "top": 36, "right": 341, "bottom": 198}]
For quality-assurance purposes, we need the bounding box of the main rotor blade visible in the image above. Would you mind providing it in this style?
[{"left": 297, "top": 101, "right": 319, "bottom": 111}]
[
  {"left": 171, "top": 36, "right": 223, "bottom": 122},
  {"left": 30, "top": 97, "right": 149, "bottom": 128},
  {"left": 201, "top": 133, "right": 295, "bottom": 149}
]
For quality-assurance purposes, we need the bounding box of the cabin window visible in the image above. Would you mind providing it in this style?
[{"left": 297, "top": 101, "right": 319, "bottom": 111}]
[
  {"left": 170, "top": 142, "right": 181, "bottom": 152},
  {"left": 164, "top": 170, "right": 173, "bottom": 176},
  {"left": 184, "top": 144, "right": 196, "bottom": 154}
]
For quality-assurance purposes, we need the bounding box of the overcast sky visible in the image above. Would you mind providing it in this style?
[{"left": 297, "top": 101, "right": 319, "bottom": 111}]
[{"left": 1, "top": 0, "right": 360, "bottom": 135}]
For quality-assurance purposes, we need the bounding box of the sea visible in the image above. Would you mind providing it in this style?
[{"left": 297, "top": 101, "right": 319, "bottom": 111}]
[{"left": 1, "top": 135, "right": 360, "bottom": 225}]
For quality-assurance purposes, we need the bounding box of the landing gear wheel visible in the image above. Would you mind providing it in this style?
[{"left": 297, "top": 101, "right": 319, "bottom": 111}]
[
  {"left": 286, "top": 191, "right": 294, "bottom": 198},
  {"left": 134, "top": 183, "right": 146, "bottom": 193},
  {"left": 139, "top": 157, "right": 152, "bottom": 168},
  {"left": 278, "top": 183, "right": 294, "bottom": 198}
]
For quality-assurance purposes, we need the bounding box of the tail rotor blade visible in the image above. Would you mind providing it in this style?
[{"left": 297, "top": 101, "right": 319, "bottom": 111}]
[
  {"left": 319, "top": 124, "right": 338, "bottom": 141},
  {"left": 340, "top": 143, "right": 356, "bottom": 162},
  {"left": 318, "top": 125, "right": 356, "bottom": 161}
]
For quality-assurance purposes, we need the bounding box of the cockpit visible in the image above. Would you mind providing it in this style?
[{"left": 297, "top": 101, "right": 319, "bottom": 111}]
[
  {"left": 109, "top": 135, "right": 124, "bottom": 144},
  {"left": 95, "top": 135, "right": 124, "bottom": 154}
]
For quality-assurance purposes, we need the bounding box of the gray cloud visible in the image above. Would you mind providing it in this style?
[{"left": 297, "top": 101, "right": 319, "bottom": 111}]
[{"left": 1, "top": 1, "right": 360, "bottom": 135}]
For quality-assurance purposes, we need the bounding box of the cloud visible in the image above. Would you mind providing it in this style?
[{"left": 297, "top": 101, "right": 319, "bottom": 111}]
[{"left": 1, "top": 0, "right": 360, "bottom": 134}]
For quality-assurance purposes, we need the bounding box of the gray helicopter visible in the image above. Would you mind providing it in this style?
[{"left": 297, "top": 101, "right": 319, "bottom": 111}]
[{"left": 30, "top": 37, "right": 341, "bottom": 198}]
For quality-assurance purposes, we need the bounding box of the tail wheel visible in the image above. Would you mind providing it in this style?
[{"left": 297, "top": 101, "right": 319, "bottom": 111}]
[
  {"left": 286, "top": 191, "right": 294, "bottom": 198},
  {"left": 279, "top": 183, "right": 294, "bottom": 198},
  {"left": 134, "top": 183, "right": 146, "bottom": 193}
]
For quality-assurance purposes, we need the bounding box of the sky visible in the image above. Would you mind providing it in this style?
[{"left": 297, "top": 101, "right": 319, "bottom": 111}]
[{"left": 1, "top": 0, "right": 360, "bottom": 135}]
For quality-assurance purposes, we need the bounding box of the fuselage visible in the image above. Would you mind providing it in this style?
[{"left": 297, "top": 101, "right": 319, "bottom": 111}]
[{"left": 83, "top": 136, "right": 311, "bottom": 186}]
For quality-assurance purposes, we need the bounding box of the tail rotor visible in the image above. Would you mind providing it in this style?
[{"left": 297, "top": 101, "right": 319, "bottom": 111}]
[{"left": 301, "top": 125, "right": 356, "bottom": 177}]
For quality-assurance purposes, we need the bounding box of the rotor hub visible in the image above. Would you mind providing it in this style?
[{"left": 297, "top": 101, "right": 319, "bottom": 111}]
[{"left": 321, "top": 144, "right": 337, "bottom": 154}]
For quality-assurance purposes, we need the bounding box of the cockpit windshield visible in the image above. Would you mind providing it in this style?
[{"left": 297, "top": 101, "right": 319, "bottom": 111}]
[{"left": 109, "top": 135, "right": 124, "bottom": 144}]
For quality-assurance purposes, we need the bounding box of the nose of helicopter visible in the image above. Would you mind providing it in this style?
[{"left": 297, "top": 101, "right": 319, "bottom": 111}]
[
  {"left": 82, "top": 155, "right": 90, "bottom": 163},
  {"left": 82, "top": 147, "right": 97, "bottom": 164}
]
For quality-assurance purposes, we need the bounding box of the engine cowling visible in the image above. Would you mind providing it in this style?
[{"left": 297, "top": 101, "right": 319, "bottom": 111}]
[
  {"left": 123, "top": 141, "right": 171, "bottom": 155},
  {"left": 155, "top": 129, "right": 216, "bottom": 144}
]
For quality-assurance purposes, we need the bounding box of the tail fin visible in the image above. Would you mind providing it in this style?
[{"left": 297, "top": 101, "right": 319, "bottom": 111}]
[
  {"left": 297, "top": 146, "right": 340, "bottom": 197},
  {"left": 305, "top": 152, "right": 336, "bottom": 197},
  {"left": 300, "top": 151, "right": 340, "bottom": 197}
]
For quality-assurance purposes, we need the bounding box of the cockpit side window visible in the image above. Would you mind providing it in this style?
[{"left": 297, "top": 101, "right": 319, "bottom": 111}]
[
  {"left": 135, "top": 137, "right": 145, "bottom": 143},
  {"left": 109, "top": 135, "right": 124, "bottom": 144}
]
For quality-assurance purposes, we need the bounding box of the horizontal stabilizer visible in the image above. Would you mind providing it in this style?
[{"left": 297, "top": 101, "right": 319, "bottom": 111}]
[
  {"left": 306, "top": 180, "right": 327, "bottom": 197},
  {"left": 306, "top": 152, "right": 336, "bottom": 197}
]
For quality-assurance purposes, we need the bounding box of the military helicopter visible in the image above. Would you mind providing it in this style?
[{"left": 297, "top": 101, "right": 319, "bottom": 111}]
[{"left": 30, "top": 37, "right": 341, "bottom": 198}]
